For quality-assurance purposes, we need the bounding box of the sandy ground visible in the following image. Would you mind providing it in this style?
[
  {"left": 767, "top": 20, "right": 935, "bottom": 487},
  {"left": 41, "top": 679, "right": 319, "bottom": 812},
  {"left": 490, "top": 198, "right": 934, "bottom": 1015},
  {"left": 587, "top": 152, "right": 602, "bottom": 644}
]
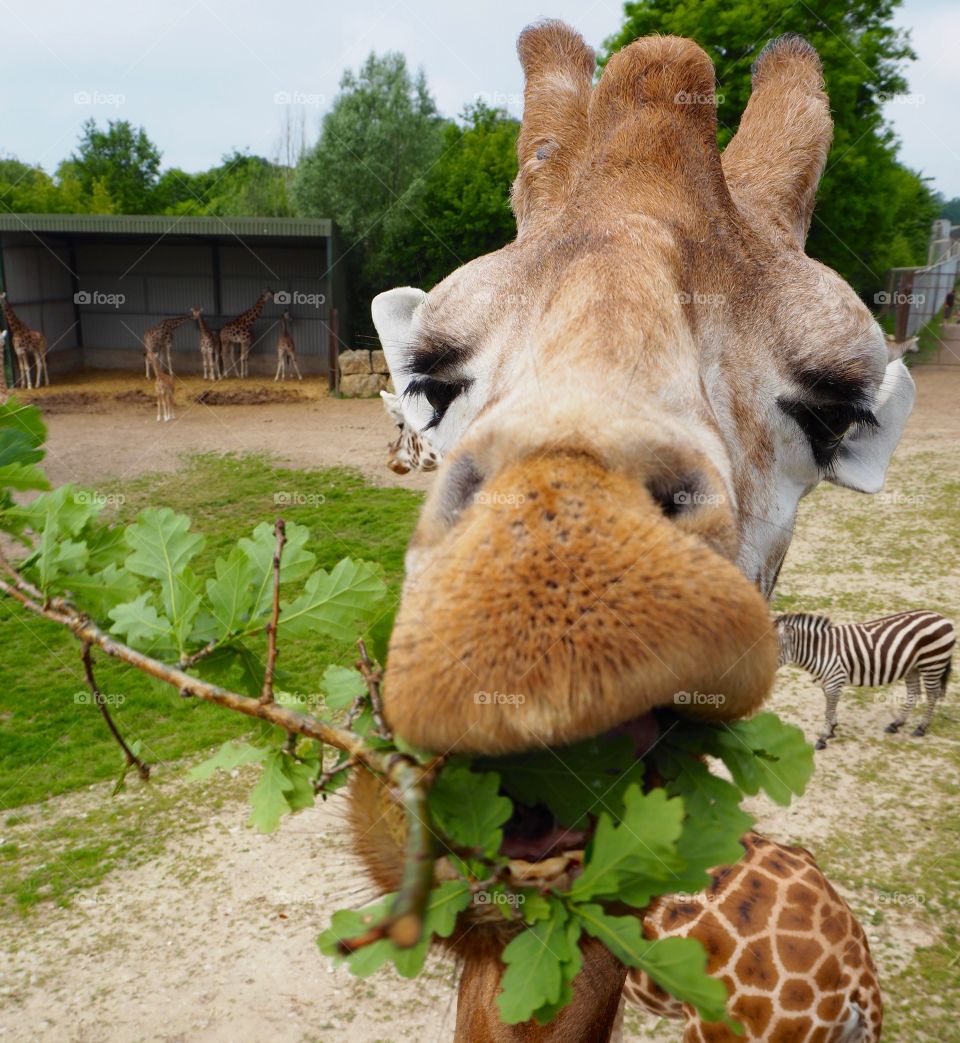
[
  {"left": 0, "top": 364, "right": 958, "bottom": 1041},
  {"left": 20, "top": 370, "right": 432, "bottom": 494}
]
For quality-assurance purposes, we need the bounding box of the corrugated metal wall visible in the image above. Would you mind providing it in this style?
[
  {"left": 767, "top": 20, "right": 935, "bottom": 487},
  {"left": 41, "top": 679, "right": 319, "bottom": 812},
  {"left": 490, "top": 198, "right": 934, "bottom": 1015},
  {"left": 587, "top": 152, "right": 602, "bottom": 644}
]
[
  {"left": 0, "top": 235, "right": 78, "bottom": 354},
  {"left": 0, "top": 230, "right": 333, "bottom": 367}
]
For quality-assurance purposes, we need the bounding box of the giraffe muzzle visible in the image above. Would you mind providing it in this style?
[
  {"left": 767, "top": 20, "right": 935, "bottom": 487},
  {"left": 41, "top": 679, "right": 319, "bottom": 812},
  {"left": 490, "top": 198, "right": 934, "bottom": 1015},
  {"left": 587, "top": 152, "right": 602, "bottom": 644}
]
[{"left": 382, "top": 451, "right": 778, "bottom": 754}]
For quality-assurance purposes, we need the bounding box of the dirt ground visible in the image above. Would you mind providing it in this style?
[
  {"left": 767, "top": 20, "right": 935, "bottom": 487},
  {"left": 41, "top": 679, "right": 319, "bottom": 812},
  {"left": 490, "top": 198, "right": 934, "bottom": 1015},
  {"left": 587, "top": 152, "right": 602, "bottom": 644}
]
[
  {"left": 1, "top": 364, "right": 958, "bottom": 1041},
  {"left": 18, "top": 369, "right": 432, "bottom": 494}
]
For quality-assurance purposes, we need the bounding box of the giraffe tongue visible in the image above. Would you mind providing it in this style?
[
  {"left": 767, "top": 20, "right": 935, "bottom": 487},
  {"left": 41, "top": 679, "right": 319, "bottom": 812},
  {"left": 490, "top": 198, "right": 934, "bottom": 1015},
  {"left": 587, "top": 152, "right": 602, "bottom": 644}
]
[{"left": 498, "top": 712, "right": 659, "bottom": 862}]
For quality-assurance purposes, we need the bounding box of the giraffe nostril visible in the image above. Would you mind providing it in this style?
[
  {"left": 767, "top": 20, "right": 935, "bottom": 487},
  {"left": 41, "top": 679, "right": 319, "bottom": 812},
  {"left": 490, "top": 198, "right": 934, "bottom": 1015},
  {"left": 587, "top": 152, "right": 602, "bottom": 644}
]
[
  {"left": 439, "top": 455, "right": 484, "bottom": 525},
  {"left": 646, "top": 472, "right": 712, "bottom": 519}
]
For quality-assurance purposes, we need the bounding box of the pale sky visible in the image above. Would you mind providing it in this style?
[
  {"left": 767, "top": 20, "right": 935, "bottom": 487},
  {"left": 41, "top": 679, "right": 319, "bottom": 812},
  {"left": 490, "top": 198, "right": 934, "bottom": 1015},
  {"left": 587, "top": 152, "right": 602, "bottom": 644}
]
[{"left": 4, "top": 0, "right": 958, "bottom": 197}]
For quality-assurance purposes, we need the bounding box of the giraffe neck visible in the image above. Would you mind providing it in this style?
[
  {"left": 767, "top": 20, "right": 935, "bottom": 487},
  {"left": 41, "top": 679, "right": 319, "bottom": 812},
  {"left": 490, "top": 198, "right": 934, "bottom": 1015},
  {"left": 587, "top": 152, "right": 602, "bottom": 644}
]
[
  {"left": 1, "top": 300, "right": 27, "bottom": 336},
  {"left": 242, "top": 293, "right": 270, "bottom": 324}
]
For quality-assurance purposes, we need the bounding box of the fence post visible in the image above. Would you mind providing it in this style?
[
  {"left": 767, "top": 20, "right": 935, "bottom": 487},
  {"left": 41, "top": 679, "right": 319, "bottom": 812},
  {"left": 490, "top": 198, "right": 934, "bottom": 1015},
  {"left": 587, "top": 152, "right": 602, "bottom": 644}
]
[{"left": 329, "top": 307, "right": 340, "bottom": 394}]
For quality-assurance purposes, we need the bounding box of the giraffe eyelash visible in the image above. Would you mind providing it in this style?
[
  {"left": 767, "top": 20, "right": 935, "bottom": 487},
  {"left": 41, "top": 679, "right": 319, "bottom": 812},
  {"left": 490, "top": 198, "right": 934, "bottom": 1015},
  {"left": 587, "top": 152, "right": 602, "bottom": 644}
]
[
  {"left": 404, "top": 375, "right": 470, "bottom": 429},
  {"left": 777, "top": 397, "right": 878, "bottom": 470}
]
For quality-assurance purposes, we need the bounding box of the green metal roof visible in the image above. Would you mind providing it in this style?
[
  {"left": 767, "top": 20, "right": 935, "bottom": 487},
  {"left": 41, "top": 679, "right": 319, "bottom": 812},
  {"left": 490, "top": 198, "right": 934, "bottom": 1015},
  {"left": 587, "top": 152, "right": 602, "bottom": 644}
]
[{"left": 0, "top": 213, "right": 333, "bottom": 238}]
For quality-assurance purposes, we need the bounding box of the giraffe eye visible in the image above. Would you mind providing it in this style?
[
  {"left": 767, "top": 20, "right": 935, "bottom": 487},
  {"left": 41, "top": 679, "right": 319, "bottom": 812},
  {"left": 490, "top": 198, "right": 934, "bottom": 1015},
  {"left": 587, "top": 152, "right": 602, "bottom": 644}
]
[
  {"left": 778, "top": 397, "right": 877, "bottom": 469},
  {"left": 405, "top": 375, "right": 469, "bottom": 429}
]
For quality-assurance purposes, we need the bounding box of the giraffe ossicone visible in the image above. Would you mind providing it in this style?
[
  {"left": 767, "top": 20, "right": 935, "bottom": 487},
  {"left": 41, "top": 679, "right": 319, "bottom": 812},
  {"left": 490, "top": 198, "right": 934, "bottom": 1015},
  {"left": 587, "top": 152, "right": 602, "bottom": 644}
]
[{"left": 357, "top": 22, "right": 913, "bottom": 1040}]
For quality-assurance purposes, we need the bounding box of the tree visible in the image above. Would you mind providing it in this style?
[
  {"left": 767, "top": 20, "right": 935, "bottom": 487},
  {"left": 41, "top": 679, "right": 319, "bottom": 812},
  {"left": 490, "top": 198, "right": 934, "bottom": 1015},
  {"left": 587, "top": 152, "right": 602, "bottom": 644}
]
[
  {"left": 64, "top": 119, "right": 162, "bottom": 214},
  {"left": 155, "top": 152, "right": 294, "bottom": 217},
  {"left": 379, "top": 103, "right": 519, "bottom": 291},
  {"left": 603, "top": 0, "right": 937, "bottom": 297},
  {"left": 938, "top": 196, "right": 960, "bottom": 225},
  {"left": 293, "top": 53, "right": 447, "bottom": 335}
]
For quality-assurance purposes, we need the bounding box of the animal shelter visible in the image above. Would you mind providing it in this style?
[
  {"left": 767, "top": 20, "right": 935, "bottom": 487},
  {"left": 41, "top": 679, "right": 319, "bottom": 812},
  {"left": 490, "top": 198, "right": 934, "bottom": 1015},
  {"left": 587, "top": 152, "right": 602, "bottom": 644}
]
[{"left": 0, "top": 213, "right": 346, "bottom": 381}]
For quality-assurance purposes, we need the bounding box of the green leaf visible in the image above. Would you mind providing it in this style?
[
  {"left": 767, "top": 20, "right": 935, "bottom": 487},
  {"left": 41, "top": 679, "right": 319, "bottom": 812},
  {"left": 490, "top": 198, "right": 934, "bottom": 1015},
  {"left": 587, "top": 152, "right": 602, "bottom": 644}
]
[
  {"left": 0, "top": 397, "right": 46, "bottom": 448},
  {"left": 429, "top": 760, "right": 512, "bottom": 858},
  {"left": 497, "top": 898, "right": 579, "bottom": 1024},
  {"left": 193, "top": 642, "right": 264, "bottom": 698},
  {"left": 248, "top": 749, "right": 294, "bottom": 833},
  {"left": 278, "top": 558, "right": 386, "bottom": 641},
  {"left": 0, "top": 399, "right": 48, "bottom": 496},
  {"left": 204, "top": 546, "right": 257, "bottom": 639},
  {"left": 484, "top": 733, "right": 645, "bottom": 829},
  {"left": 282, "top": 757, "right": 317, "bottom": 812},
  {"left": 108, "top": 592, "right": 176, "bottom": 655},
  {"left": 530, "top": 915, "right": 585, "bottom": 1024},
  {"left": 576, "top": 905, "right": 736, "bottom": 1031},
  {"left": 239, "top": 520, "right": 316, "bottom": 617},
  {"left": 12, "top": 485, "right": 99, "bottom": 590},
  {"left": 568, "top": 787, "right": 686, "bottom": 908},
  {"left": 124, "top": 506, "right": 205, "bottom": 581},
  {"left": 163, "top": 567, "right": 203, "bottom": 653},
  {"left": 188, "top": 740, "right": 269, "bottom": 780},
  {"left": 56, "top": 562, "right": 141, "bottom": 620},
  {"left": 321, "top": 663, "right": 366, "bottom": 710},
  {"left": 658, "top": 754, "right": 753, "bottom": 876},
  {"left": 711, "top": 715, "right": 814, "bottom": 806},
  {"left": 319, "top": 881, "right": 472, "bottom": 980}
]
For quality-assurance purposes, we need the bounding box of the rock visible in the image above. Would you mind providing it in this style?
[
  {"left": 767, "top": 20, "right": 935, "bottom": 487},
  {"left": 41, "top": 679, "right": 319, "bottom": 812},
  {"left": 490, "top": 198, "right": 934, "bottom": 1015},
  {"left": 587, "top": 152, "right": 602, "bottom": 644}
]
[
  {"left": 338, "top": 350, "right": 372, "bottom": 376},
  {"left": 370, "top": 349, "right": 388, "bottom": 374},
  {"left": 340, "top": 372, "right": 389, "bottom": 397}
]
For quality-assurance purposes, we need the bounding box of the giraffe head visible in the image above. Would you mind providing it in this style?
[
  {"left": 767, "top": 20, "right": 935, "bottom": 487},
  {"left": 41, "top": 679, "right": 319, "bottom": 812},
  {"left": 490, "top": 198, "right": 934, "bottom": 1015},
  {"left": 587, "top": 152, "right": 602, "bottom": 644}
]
[
  {"left": 371, "top": 25, "right": 915, "bottom": 758},
  {"left": 381, "top": 390, "right": 442, "bottom": 474}
]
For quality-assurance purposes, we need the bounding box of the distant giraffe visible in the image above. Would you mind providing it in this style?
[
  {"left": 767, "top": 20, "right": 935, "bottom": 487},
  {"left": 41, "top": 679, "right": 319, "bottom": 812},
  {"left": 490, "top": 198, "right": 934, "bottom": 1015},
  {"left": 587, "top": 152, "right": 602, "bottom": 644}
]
[
  {"left": 143, "top": 316, "right": 190, "bottom": 378},
  {"left": 144, "top": 346, "right": 175, "bottom": 422},
  {"left": 220, "top": 290, "right": 272, "bottom": 378},
  {"left": 274, "top": 311, "right": 302, "bottom": 381},
  {"left": 0, "top": 291, "right": 48, "bottom": 388},
  {"left": 191, "top": 307, "right": 220, "bottom": 381},
  {"left": 380, "top": 390, "right": 442, "bottom": 474}
]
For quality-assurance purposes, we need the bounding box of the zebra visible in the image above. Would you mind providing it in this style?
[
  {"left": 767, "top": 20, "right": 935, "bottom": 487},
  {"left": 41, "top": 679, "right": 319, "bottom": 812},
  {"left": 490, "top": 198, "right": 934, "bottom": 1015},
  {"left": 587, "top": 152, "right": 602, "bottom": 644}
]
[{"left": 776, "top": 611, "right": 955, "bottom": 749}]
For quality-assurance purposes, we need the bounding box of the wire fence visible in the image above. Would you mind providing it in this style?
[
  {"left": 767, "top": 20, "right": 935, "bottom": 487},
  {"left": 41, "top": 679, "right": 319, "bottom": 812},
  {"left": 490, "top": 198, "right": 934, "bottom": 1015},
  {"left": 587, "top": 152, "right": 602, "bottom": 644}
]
[{"left": 882, "top": 229, "right": 960, "bottom": 340}]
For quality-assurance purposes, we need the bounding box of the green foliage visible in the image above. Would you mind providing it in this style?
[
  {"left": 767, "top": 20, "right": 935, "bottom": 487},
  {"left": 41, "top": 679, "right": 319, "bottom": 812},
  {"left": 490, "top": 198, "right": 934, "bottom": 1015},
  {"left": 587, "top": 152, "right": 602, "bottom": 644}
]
[
  {"left": 63, "top": 119, "right": 162, "bottom": 214},
  {"left": 939, "top": 196, "right": 960, "bottom": 224},
  {"left": 154, "top": 151, "right": 294, "bottom": 217},
  {"left": 379, "top": 102, "right": 520, "bottom": 291},
  {"left": 428, "top": 760, "right": 513, "bottom": 858},
  {"left": 482, "top": 732, "right": 646, "bottom": 829},
  {"left": 603, "top": 0, "right": 938, "bottom": 296},
  {"left": 0, "top": 446, "right": 421, "bottom": 808},
  {"left": 318, "top": 879, "right": 473, "bottom": 978},
  {"left": 293, "top": 51, "right": 447, "bottom": 334}
]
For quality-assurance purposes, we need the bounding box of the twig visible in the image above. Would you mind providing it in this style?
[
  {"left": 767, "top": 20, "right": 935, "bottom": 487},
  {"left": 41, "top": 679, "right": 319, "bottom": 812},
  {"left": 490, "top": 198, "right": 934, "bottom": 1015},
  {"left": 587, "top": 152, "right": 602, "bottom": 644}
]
[
  {"left": 356, "top": 638, "right": 389, "bottom": 738},
  {"left": 0, "top": 565, "right": 435, "bottom": 951},
  {"left": 339, "top": 757, "right": 436, "bottom": 951},
  {"left": 81, "top": 643, "right": 150, "bottom": 782},
  {"left": 178, "top": 639, "right": 219, "bottom": 669},
  {"left": 316, "top": 753, "right": 358, "bottom": 794},
  {"left": 260, "top": 518, "right": 286, "bottom": 704}
]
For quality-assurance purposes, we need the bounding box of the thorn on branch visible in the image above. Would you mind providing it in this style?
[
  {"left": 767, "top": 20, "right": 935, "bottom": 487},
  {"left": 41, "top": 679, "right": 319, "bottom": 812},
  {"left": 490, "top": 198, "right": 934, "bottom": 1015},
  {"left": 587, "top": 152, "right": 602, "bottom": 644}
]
[
  {"left": 260, "top": 518, "right": 286, "bottom": 705},
  {"left": 81, "top": 643, "right": 150, "bottom": 782}
]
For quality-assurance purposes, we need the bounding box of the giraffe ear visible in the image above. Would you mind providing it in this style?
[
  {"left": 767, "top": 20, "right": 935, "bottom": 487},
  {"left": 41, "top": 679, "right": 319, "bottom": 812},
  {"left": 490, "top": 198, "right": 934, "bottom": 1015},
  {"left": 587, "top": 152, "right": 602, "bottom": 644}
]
[
  {"left": 371, "top": 287, "right": 434, "bottom": 432},
  {"left": 827, "top": 360, "right": 915, "bottom": 494}
]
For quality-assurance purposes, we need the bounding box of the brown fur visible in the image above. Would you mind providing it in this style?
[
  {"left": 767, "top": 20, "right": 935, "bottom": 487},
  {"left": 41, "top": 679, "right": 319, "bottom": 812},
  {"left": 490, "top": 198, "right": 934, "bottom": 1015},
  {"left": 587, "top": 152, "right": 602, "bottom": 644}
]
[{"left": 386, "top": 452, "right": 777, "bottom": 753}]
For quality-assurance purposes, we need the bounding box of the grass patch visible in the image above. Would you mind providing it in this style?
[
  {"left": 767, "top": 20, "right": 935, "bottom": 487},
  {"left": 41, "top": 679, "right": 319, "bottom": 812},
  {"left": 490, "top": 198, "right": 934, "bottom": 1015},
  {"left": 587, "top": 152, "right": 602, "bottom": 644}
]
[{"left": 0, "top": 453, "right": 422, "bottom": 810}]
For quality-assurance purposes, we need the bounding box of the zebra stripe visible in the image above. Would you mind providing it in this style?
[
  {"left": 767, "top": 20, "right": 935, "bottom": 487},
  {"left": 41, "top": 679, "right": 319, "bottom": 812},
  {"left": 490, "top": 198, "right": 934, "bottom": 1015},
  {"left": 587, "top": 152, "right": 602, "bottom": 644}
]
[{"left": 776, "top": 611, "right": 955, "bottom": 746}]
